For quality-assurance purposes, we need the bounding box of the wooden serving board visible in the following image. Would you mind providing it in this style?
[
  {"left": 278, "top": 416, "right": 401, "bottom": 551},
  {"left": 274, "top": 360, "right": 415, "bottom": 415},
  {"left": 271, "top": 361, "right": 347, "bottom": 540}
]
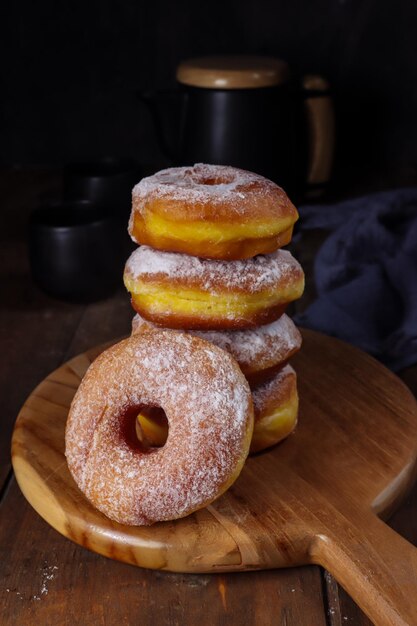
[{"left": 12, "top": 330, "right": 417, "bottom": 626}]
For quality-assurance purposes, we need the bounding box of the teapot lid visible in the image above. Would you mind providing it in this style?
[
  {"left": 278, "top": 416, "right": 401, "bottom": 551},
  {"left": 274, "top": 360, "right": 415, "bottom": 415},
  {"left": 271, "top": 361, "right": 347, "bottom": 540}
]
[{"left": 176, "top": 55, "right": 289, "bottom": 89}]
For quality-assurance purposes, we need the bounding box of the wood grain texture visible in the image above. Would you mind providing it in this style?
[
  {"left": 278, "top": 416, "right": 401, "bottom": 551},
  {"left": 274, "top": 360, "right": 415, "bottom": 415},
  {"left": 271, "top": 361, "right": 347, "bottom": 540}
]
[
  {"left": 11, "top": 329, "right": 417, "bottom": 625},
  {"left": 0, "top": 479, "right": 328, "bottom": 626}
]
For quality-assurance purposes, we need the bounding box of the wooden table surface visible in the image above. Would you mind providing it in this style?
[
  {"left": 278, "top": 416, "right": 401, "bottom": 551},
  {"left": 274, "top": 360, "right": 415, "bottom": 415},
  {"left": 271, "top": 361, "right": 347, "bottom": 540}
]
[{"left": 1, "top": 169, "right": 417, "bottom": 626}]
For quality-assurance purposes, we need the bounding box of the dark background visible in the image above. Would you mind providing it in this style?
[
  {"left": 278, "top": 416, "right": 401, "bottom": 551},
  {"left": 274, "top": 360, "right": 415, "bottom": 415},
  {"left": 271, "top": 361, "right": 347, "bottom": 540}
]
[{"left": 2, "top": 0, "right": 417, "bottom": 192}]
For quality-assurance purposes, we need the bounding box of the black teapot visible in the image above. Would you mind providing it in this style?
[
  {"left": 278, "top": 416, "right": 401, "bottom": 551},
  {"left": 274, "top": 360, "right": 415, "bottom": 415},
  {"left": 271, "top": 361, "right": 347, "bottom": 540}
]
[{"left": 139, "top": 55, "right": 335, "bottom": 200}]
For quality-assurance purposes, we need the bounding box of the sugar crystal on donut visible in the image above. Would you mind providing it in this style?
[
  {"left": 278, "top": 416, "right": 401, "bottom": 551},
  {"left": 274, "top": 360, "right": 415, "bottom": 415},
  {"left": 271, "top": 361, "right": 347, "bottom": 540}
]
[
  {"left": 129, "top": 163, "right": 299, "bottom": 260},
  {"left": 134, "top": 365, "right": 300, "bottom": 454},
  {"left": 124, "top": 246, "right": 304, "bottom": 330},
  {"left": 250, "top": 365, "right": 298, "bottom": 453},
  {"left": 65, "top": 331, "right": 254, "bottom": 526},
  {"left": 131, "top": 312, "right": 302, "bottom": 385}
]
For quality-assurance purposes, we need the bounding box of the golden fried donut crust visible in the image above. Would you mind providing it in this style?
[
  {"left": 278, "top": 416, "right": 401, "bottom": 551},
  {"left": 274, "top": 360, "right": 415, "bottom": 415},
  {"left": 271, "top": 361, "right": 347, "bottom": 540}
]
[
  {"left": 65, "top": 331, "right": 253, "bottom": 526},
  {"left": 250, "top": 365, "right": 298, "bottom": 454},
  {"left": 131, "top": 313, "right": 302, "bottom": 385},
  {"left": 129, "top": 164, "right": 299, "bottom": 260},
  {"left": 124, "top": 246, "right": 305, "bottom": 330}
]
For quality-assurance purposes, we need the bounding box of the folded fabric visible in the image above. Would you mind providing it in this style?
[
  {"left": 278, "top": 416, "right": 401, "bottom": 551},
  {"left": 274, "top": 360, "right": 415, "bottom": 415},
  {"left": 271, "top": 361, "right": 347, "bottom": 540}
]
[{"left": 294, "top": 188, "right": 417, "bottom": 371}]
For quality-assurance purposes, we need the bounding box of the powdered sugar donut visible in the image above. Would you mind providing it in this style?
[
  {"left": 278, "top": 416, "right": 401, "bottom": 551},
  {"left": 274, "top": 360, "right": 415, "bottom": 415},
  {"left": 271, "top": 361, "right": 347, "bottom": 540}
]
[
  {"left": 131, "top": 312, "right": 302, "bottom": 385},
  {"left": 65, "top": 331, "right": 253, "bottom": 526},
  {"left": 128, "top": 164, "right": 299, "bottom": 260},
  {"left": 124, "top": 246, "right": 305, "bottom": 330},
  {"left": 250, "top": 365, "right": 298, "bottom": 454}
]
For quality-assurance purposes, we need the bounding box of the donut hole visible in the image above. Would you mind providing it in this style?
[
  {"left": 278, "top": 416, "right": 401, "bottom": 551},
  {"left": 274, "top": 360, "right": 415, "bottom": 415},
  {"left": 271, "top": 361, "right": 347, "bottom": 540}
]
[
  {"left": 135, "top": 406, "right": 169, "bottom": 449},
  {"left": 119, "top": 405, "right": 169, "bottom": 452},
  {"left": 200, "top": 176, "right": 225, "bottom": 186}
]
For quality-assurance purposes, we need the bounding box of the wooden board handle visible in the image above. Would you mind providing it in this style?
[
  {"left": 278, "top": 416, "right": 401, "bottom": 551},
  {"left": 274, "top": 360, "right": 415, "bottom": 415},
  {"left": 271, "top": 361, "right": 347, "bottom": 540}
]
[{"left": 310, "top": 510, "right": 417, "bottom": 626}]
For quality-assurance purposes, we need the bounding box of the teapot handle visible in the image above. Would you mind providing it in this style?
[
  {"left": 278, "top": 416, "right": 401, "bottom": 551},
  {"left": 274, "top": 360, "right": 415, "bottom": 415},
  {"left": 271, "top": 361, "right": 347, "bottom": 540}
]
[{"left": 301, "top": 75, "right": 335, "bottom": 199}]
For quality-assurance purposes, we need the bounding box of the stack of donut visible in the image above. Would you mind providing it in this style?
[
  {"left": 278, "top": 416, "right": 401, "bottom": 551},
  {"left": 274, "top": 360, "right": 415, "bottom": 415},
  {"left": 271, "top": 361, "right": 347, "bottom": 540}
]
[
  {"left": 125, "top": 164, "right": 304, "bottom": 453},
  {"left": 65, "top": 163, "right": 304, "bottom": 526}
]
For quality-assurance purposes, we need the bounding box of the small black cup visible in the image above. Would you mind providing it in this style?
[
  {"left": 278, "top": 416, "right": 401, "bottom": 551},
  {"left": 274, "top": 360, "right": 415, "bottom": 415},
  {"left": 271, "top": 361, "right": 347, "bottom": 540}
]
[
  {"left": 29, "top": 202, "right": 126, "bottom": 302},
  {"left": 63, "top": 157, "right": 138, "bottom": 219}
]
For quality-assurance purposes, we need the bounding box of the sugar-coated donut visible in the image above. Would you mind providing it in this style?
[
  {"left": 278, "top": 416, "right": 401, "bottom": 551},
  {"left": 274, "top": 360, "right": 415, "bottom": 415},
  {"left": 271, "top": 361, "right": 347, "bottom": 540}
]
[
  {"left": 128, "top": 164, "right": 299, "bottom": 260},
  {"left": 135, "top": 365, "right": 298, "bottom": 454},
  {"left": 131, "top": 312, "right": 302, "bottom": 385},
  {"left": 250, "top": 365, "right": 298, "bottom": 454},
  {"left": 124, "top": 246, "right": 304, "bottom": 330},
  {"left": 65, "top": 331, "right": 253, "bottom": 526}
]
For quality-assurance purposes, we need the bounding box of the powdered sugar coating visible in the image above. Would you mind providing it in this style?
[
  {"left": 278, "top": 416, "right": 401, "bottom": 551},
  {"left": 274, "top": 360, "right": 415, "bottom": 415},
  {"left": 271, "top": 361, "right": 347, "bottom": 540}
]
[
  {"left": 252, "top": 365, "right": 296, "bottom": 417},
  {"left": 129, "top": 164, "right": 299, "bottom": 259},
  {"left": 250, "top": 364, "right": 298, "bottom": 453},
  {"left": 131, "top": 313, "right": 301, "bottom": 377},
  {"left": 128, "top": 163, "right": 299, "bottom": 239},
  {"left": 132, "top": 163, "right": 283, "bottom": 210},
  {"left": 65, "top": 331, "right": 253, "bottom": 526},
  {"left": 124, "top": 246, "right": 304, "bottom": 295}
]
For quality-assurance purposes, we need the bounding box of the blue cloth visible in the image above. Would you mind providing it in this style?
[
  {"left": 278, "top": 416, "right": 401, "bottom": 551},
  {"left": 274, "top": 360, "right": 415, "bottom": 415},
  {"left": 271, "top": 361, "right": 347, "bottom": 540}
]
[{"left": 294, "top": 188, "right": 417, "bottom": 371}]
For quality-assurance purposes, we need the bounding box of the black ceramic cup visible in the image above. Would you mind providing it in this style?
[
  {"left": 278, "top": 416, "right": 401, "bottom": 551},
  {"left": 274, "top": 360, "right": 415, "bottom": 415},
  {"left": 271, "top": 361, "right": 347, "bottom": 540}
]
[
  {"left": 29, "top": 202, "right": 126, "bottom": 302},
  {"left": 63, "top": 157, "right": 139, "bottom": 219}
]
